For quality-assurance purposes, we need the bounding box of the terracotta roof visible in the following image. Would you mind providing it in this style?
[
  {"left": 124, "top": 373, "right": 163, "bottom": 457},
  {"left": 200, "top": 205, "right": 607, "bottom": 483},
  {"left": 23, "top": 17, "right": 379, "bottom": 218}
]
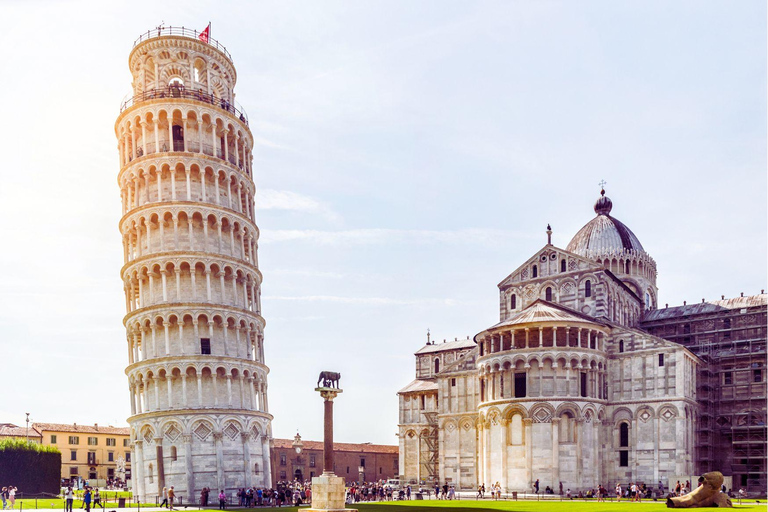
[
  {"left": 414, "top": 338, "right": 475, "bottom": 354},
  {"left": 0, "top": 424, "right": 42, "bottom": 439},
  {"left": 398, "top": 379, "right": 438, "bottom": 394},
  {"left": 485, "top": 299, "right": 606, "bottom": 331},
  {"left": 33, "top": 423, "right": 130, "bottom": 435},
  {"left": 273, "top": 438, "right": 397, "bottom": 454},
  {"left": 642, "top": 294, "right": 768, "bottom": 322}
]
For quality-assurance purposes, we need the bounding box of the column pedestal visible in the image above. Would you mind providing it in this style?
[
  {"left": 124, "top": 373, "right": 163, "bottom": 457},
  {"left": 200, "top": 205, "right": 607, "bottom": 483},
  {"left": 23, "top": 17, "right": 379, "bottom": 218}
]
[{"left": 308, "top": 386, "right": 356, "bottom": 512}]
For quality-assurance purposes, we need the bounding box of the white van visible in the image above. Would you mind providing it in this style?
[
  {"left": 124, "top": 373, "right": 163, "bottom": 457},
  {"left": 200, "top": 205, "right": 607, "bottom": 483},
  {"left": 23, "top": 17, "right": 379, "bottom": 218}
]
[{"left": 385, "top": 479, "right": 401, "bottom": 490}]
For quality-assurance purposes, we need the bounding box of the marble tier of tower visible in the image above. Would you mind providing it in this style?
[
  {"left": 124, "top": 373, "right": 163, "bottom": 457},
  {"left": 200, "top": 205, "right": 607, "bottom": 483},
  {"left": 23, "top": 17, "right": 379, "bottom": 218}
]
[{"left": 115, "top": 27, "right": 272, "bottom": 500}]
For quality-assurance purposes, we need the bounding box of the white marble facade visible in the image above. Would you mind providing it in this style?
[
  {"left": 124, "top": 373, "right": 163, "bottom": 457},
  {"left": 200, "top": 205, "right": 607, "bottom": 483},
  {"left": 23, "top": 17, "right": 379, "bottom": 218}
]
[
  {"left": 116, "top": 28, "right": 272, "bottom": 500},
  {"left": 398, "top": 191, "right": 699, "bottom": 492}
]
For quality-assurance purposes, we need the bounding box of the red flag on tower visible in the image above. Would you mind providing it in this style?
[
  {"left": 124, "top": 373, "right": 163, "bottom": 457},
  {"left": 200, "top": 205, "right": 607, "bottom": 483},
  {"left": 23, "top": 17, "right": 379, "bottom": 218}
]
[{"left": 199, "top": 23, "right": 210, "bottom": 43}]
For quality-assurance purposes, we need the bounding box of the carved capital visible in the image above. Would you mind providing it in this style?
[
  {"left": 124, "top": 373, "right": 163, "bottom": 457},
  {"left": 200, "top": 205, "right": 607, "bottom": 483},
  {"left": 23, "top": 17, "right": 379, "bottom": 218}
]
[
  {"left": 523, "top": 418, "right": 534, "bottom": 426},
  {"left": 212, "top": 431, "right": 224, "bottom": 441}
]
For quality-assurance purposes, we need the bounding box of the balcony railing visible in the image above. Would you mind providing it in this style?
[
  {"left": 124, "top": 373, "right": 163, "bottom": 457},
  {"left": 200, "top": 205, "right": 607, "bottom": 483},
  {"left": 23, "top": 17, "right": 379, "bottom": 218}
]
[
  {"left": 133, "top": 26, "right": 232, "bottom": 61},
  {"left": 120, "top": 85, "right": 248, "bottom": 126}
]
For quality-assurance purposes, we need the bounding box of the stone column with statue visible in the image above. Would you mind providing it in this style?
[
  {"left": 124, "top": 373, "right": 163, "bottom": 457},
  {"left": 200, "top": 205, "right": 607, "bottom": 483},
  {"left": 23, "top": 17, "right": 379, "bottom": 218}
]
[{"left": 307, "top": 371, "right": 357, "bottom": 512}]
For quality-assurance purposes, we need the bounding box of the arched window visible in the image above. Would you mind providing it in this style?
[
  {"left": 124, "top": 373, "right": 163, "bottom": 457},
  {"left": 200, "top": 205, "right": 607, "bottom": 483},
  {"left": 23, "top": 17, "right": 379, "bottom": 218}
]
[
  {"left": 545, "top": 287, "right": 552, "bottom": 301},
  {"left": 532, "top": 265, "right": 538, "bottom": 278},
  {"left": 585, "top": 280, "right": 592, "bottom": 297},
  {"left": 511, "top": 294, "right": 517, "bottom": 309},
  {"left": 561, "top": 259, "right": 566, "bottom": 272},
  {"left": 172, "top": 124, "right": 184, "bottom": 151},
  {"left": 619, "top": 423, "right": 629, "bottom": 447},
  {"left": 434, "top": 358, "right": 440, "bottom": 374},
  {"left": 170, "top": 446, "right": 177, "bottom": 461},
  {"left": 619, "top": 339, "right": 624, "bottom": 353}
]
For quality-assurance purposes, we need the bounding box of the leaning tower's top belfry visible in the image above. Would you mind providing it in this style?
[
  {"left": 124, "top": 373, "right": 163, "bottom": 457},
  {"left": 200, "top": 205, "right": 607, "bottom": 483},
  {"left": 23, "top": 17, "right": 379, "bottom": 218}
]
[{"left": 115, "top": 26, "right": 272, "bottom": 501}]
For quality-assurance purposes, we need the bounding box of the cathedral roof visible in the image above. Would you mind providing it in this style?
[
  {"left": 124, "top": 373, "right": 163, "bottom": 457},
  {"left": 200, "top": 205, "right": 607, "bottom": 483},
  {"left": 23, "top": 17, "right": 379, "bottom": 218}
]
[
  {"left": 398, "top": 379, "right": 439, "bottom": 394},
  {"left": 642, "top": 293, "right": 767, "bottom": 321},
  {"left": 487, "top": 299, "right": 606, "bottom": 330},
  {"left": 414, "top": 338, "right": 476, "bottom": 354},
  {"left": 566, "top": 189, "right": 646, "bottom": 259}
]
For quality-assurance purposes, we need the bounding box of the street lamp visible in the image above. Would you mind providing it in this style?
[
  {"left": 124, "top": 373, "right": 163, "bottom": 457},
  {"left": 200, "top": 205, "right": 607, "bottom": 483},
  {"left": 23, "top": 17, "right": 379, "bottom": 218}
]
[{"left": 25, "top": 413, "right": 30, "bottom": 443}]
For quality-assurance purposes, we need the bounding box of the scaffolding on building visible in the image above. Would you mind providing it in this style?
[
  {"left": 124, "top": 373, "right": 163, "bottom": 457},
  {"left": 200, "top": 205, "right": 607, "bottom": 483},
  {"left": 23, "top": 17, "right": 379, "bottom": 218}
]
[
  {"left": 420, "top": 411, "right": 439, "bottom": 485},
  {"left": 640, "top": 296, "right": 767, "bottom": 494}
]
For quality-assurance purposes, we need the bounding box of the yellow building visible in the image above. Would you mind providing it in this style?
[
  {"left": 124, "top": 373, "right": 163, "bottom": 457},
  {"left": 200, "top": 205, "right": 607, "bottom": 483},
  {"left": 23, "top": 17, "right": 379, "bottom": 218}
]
[{"left": 35, "top": 423, "right": 132, "bottom": 485}]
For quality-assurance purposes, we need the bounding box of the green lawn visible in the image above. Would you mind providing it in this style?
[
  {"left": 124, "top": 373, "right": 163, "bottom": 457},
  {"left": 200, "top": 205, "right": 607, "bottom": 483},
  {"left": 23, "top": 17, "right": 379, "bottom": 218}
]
[
  {"left": 16, "top": 499, "right": 764, "bottom": 511},
  {"left": 345, "top": 500, "right": 763, "bottom": 511},
  {"left": 186, "top": 501, "right": 763, "bottom": 512}
]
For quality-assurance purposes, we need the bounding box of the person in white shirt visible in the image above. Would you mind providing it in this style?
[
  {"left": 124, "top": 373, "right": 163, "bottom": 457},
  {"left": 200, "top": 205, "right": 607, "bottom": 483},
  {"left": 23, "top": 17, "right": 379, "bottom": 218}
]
[{"left": 64, "top": 487, "right": 74, "bottom": 512}]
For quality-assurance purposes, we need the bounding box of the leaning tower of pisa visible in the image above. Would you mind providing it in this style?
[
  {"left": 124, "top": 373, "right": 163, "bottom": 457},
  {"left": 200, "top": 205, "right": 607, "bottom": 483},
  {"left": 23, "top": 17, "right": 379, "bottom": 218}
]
[{"left": 115, "top": 27, "right": 272, "bottom": 501}]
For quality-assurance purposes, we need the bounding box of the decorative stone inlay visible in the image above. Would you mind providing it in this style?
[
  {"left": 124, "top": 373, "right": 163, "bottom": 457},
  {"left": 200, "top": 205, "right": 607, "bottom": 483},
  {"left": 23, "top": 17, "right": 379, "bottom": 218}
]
[
  {"left": 194, "top": 422, "right": 212, "bottom": 441},
  {"left": 638, "top": 410, "right": 652, "bottom": 423},
  {"left": 661, "top": 408, "right": 676, "bottom": 422},
  {"left": 533, "top": 408, "right": 552, "bottom": 423},
  {"left": 224, "top": 422, "right": 239, "bottom": 440},
  {"left": 524, "top": 284, "right": 537, "bottom": 299},
  {"left": 165, "top": 424, "right": 181, "bottom": 441}
]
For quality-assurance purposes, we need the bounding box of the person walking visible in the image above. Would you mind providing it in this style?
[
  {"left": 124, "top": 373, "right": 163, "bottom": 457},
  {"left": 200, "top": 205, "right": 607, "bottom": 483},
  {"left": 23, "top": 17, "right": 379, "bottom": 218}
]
[
  {"left": 92, "top": 489, "right": 104, "bottom": 509},
  {"left": 167, "top": 486, "right": 175, "bottom": 511},
  {"left": 615, "top": 483, "right": 622, "bottom": 502},
  {"left": 65, "top": 486, "right": 75, "bottom": 512},
  {"left": 7, "top": 487, "right": 15, "bottom": 510},
  {"left": 1, "top": 487, "right": 8, "bottom": 510},
  {"left": 83, "top": 488, "right": 91, "bottom": 512},
  {"left": 534, "top": 479, "right": 539, "bottom": 494},
  {"left": 160, "top": 487, "right": 168, "bottom": 508}
]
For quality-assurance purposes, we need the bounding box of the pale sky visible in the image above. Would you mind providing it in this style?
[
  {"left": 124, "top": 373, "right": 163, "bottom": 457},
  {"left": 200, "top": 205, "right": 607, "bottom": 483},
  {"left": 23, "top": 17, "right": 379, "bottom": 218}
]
[{"left": 0, "top": 1, "right": 765, "bottom": 446}]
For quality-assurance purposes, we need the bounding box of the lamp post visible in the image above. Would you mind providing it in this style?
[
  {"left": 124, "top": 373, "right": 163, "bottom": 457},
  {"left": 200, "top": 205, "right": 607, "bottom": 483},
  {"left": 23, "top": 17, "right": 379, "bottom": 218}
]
[{"left": 25, "top": 413, "right": 30, "bottom": 443}]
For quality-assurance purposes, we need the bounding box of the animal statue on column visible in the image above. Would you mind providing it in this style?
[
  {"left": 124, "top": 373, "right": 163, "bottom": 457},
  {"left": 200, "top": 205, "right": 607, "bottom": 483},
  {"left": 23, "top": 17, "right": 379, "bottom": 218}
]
[{"left": 317, "top": 371, "right": 341, "bottom": 389}]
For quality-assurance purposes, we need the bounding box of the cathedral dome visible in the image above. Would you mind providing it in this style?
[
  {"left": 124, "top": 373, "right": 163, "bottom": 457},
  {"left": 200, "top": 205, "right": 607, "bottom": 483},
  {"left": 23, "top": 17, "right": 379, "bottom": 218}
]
[{"left": 566, "top": 189, "right": 646, "bottom": 258}]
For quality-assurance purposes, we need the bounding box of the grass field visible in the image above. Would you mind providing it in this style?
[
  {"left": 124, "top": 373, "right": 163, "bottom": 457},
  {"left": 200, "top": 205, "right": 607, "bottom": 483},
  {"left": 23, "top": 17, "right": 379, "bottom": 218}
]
[
  {"left": 179, "top": 499, "right": 764, "bottom": 512},
  {"left": 15, "top": 499, "right": 764, "bottom": 511}
]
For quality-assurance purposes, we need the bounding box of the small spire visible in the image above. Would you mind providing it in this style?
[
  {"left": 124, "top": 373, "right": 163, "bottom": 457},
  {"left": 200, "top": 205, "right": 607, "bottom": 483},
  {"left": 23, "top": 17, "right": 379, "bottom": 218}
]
[
  {"left": 426, "top": 328, "right": 431, "bottom": 345},
  {"left": 594, "top": 183, "right": 613, "bottom": 215},
  {"left": 546, "top": 224, "right": 552, "bottom": 245}
]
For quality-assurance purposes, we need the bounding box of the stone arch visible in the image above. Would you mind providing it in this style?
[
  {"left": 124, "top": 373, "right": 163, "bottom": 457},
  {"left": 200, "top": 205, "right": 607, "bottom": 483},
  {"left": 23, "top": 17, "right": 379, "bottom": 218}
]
[{"left": 612, "top": 407, "right": 633, "bottom": 423}]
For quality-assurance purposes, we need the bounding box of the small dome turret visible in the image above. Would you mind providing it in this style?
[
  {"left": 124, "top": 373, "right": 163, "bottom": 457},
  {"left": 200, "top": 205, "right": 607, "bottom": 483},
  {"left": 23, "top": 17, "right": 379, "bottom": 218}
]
[{"left": 594, "top": 188, "right": 613, "bottom": 215}]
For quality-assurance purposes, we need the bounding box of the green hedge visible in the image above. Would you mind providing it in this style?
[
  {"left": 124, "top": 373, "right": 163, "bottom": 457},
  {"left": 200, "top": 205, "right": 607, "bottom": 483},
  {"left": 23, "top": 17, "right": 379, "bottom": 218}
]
[{"left": 0, "top": 439, "right": 61, "bottom": 494}]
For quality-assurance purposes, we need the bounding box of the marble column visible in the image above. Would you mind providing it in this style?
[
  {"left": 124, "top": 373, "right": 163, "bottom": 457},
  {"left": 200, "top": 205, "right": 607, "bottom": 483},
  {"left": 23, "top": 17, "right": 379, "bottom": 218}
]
[
  {"left": 183, "top": 435, "right": 195, "bottom": 503},
  {"left": 500, "top": 418, "right": 509, "bottom": 491},
  {"left": 214, "top": 431, "right": 225, "bottom": 490},
  {"left": 242, "top": 432, "right": 253, "bottom": 488},
  {"left": 524, "top": 419, "right": 533, "bottom": 490},
  {"left": 134, "top": 440, "right": 145, "bottom": 501},
  {"left": 551, "top": 418, "right": 560, "bottom": 490}
]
